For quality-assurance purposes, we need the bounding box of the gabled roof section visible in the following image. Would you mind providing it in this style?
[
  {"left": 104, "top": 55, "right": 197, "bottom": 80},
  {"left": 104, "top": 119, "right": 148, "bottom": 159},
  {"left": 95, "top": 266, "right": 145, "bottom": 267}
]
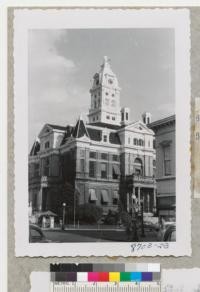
[
  {"left": 38, "top": 123, "right": 66, "bottom": 138},
  {"left": 30, "top": 140, "right": 40, "bottom": 156},
  {"left": 118, "top": 120, "right": 154, "bottom": 135},
  {"left": 72, "top": 116, "right": 90, "bottom": 138},
  {"left": 46, "top": 124, "right": 67, "bottom": 131}
]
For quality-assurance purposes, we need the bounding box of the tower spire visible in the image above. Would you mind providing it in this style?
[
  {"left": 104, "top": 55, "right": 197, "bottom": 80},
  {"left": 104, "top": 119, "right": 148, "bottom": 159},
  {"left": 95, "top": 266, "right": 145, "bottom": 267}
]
[{"left": 88, "top": 57, "right": 121, "bottom": 125}]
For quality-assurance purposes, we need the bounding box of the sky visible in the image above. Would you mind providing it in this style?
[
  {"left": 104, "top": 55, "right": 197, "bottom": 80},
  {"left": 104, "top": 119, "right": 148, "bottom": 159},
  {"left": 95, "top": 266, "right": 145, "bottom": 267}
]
[{"left": 28, "top": 28, "right": 175, "bottom": 149}]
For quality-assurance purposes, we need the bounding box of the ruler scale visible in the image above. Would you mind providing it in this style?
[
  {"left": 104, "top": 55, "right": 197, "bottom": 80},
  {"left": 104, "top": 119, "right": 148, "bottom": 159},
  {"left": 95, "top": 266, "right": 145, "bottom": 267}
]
[{"left": 50, "top": 282, "right": 161, "bottom": 292}]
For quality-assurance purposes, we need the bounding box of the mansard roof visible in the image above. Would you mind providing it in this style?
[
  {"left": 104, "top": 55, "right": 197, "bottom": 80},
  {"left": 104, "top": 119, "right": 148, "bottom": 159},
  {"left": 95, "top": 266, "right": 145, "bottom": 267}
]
[
  {"left": 30, "top": 140, "right": 40, "bottom": 156},
  {"left": 72, "top": 117, "right": 89, "bottom": 138},
  {"left": 148, "top": 115, "right": 175, "bottom": 130},
  {"left": 87, "top": 127, "right": 102, "bottom": 141},
  {"left": 109, "top": 132, "right": 121, "bottom": 145}
]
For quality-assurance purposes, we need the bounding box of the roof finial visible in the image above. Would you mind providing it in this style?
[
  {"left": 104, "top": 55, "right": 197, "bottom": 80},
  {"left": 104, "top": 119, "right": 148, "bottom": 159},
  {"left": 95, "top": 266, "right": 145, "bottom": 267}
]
[{"left": 104, "top": 56, "right": 108, "bottom": 63}]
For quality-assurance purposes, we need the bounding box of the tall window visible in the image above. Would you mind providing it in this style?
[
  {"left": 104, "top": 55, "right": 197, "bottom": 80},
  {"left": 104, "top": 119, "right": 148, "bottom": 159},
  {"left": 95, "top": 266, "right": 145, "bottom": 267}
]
[
  {"left": 80, "top": 159, "right": 85, "bottom": 173},
  {"left": 101, "top": 163, "right": 107, "bottom": 179},
  {"left": 45, "top": 141, "right": 50, "bottom": 149},
  {"left": 34, "top": 163, "right": 40, "bottom": 177},
  {"left": 101, "top": 153, "right": 108, "bottom": 160},
  {"left": 133, "top": 138, "right": 138, "bottom": 146},
  {"left": 134, "top": 158, "right": 143, "bottom": 175},
  {"left": 90, "top": 151, "right": 97, "bottom": 159},
  {"left": 89, "top": 161, "right": 96, "bottom": 178},
  {"left": 112, "top": 154, "right": 119, "bottom": 162},
  {"left": 43, "top": 157, "right": 50, "bottom": 176},
  {"left": 163, "top": 145, "right": 171, "bottom": 176}
]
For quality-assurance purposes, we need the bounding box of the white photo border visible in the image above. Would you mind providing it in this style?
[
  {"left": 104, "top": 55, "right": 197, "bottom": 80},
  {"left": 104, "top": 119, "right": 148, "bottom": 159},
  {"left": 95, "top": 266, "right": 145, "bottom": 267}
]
[{"left": 14, "top": 8, "right": 191, "bottom": 257}]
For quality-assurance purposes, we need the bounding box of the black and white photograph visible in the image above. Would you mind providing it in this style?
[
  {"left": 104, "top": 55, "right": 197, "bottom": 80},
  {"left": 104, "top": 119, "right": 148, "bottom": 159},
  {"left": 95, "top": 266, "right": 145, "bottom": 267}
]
[
  {"left": 28, "top": 28, "right": 176, "bottom": 243},
  {"left": 14, "top": 9, "right": 190, "bottom": 256}
]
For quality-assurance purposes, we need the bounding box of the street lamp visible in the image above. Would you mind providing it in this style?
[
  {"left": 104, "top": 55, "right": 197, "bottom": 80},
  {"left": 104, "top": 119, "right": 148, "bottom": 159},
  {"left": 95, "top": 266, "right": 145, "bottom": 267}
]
[
  {"left": 62, "top": 202, "right": 66, "bottom": 230},
  {"left": 131, "top": 194, "right": 139, "bottom": 242},
  {"left": 140, "top": 199, "right": 145, "bottom": 238}
]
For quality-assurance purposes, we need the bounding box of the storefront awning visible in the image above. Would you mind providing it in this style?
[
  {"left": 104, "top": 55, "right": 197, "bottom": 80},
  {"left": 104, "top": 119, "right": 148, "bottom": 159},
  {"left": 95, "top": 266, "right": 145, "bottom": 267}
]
[
  {"left": 89, "top": 189, "right": 98, "bottom": 201},
  {"left": 101, "top": 190, "right": 109, "bottom": 203},
  {"left": 113, "top": 164, "right": 120, "bottom": 175}
]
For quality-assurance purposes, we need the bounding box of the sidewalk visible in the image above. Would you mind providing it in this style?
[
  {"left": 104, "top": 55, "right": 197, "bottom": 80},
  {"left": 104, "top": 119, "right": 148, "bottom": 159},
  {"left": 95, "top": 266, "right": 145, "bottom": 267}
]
[{"left": 41, "top": 224, "right": 125, "bottom": 232}]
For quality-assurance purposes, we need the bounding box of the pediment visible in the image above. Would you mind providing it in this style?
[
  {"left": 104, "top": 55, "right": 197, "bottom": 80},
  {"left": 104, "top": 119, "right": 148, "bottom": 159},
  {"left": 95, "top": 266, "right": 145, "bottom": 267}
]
[
  {"left": 38, "top": 124, "right": 53, "bottom": 138},
  {"left": 123, "top": 120, "right": 154, "bottom": 134}
]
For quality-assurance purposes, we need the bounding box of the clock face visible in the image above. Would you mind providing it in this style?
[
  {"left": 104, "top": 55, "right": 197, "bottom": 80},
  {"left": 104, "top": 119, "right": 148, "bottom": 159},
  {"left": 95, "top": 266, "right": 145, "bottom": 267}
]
[{"left": 108, "top": 78, "right": 113, "bottom": 84}]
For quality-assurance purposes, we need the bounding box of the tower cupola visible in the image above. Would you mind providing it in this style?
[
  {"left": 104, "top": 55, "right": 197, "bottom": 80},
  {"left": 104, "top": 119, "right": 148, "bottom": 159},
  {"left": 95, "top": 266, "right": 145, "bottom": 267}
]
[{"left": 88, "top": 56, "right": 121, "bottom": 126}]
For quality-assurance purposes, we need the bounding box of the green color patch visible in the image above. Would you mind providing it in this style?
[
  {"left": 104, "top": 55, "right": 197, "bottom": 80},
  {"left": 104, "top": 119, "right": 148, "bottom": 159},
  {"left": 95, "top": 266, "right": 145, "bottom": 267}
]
[{"left": 120, "top": 272, "right": 131, "bottom": 282}]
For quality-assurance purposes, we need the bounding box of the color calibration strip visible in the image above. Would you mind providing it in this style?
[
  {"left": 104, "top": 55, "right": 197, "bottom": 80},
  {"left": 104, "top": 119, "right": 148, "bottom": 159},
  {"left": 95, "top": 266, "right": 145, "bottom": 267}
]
[
  {"left": 50, "top": 264, "right": 161, "bottom": 291},
  {"left": 51, "top": 271, "right": 160, "bottom": 282}
]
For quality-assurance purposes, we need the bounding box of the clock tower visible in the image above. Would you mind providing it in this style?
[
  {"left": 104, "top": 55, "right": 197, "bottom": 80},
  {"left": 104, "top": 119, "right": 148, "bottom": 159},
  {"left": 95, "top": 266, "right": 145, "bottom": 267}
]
[{"left": 88, "top": 56, "right": 121, "bottom": 125}]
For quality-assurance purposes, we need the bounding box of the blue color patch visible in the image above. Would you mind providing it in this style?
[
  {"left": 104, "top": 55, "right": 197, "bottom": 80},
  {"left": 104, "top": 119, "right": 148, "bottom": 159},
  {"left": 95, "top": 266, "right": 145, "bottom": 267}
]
[{"left": 130, "top": 272, "right": 142, "bottom": 282}]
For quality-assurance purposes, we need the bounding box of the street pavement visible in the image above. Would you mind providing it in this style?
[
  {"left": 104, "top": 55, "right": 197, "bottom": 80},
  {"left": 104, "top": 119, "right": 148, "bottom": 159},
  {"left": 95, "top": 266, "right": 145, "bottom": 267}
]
[{"left": 43, "top": 228, "right": 158, "bottom": 243}]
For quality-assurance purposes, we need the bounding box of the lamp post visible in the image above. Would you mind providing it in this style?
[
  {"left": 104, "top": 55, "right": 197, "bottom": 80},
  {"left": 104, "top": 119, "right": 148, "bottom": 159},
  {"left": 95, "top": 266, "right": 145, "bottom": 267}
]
[
  {"left": 62, "top": 202, "right": 66, "bottom": 230},
  {"left": 131, "top": 194, "right": 139, "bottom": 242},
  {"left": 73, "top": 192, "right": 76, "bottom": 229},
  {"left": 140, "top": 199, "right": 145, "bottom": 237}
]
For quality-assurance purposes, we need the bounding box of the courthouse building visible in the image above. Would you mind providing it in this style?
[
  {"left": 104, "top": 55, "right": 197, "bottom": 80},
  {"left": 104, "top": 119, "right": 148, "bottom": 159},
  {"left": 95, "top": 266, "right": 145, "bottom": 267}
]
[{"left": 29, "top": 56, "right": 157, "bottom": 216}]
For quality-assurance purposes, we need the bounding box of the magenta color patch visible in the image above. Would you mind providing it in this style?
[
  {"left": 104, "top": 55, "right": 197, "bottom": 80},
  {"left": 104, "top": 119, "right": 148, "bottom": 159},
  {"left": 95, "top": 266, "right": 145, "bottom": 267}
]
[{"left": 88, "top": 272, "right": 99, "bottom": 282}]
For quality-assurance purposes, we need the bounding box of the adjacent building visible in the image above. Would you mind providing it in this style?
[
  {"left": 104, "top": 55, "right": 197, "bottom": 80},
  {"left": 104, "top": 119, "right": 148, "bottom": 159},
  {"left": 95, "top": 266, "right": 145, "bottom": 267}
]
[
  {"left": 29, "top": 56, "right": 157, "bottom": 217},
  {"left": 149, "top": 115, "right": 176, "bottom": 217}
]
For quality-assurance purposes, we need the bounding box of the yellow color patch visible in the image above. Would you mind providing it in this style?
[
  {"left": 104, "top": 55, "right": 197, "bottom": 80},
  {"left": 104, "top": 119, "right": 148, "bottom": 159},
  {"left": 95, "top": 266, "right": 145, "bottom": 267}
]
[{"left": 109, "top": 272, "right": 120, "bottom": 282}]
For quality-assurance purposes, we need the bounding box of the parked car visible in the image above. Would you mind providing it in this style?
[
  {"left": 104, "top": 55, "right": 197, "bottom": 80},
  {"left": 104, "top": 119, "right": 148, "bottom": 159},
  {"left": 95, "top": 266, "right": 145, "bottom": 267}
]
[
  {"left": 157, "top": 217, "right": 175, "bottom": 241},
  {"left": 29, "top": 224, "right": 51, "bottom": 243},
  {"left": 163, "top": 224, "right": 176, "bottom": 242}
]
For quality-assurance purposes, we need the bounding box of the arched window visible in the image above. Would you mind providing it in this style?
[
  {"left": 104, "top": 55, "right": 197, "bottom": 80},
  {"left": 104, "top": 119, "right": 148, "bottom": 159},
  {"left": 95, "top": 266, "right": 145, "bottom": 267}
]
[
  {"left": 133, "top": 138, "right": 138, "bottom": 145},
  {"left": 138, "top": 139, "right": 144, "bottom": 146},
  {"left": 134, "top": 158, "right": 143, "bottom": 175}
]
